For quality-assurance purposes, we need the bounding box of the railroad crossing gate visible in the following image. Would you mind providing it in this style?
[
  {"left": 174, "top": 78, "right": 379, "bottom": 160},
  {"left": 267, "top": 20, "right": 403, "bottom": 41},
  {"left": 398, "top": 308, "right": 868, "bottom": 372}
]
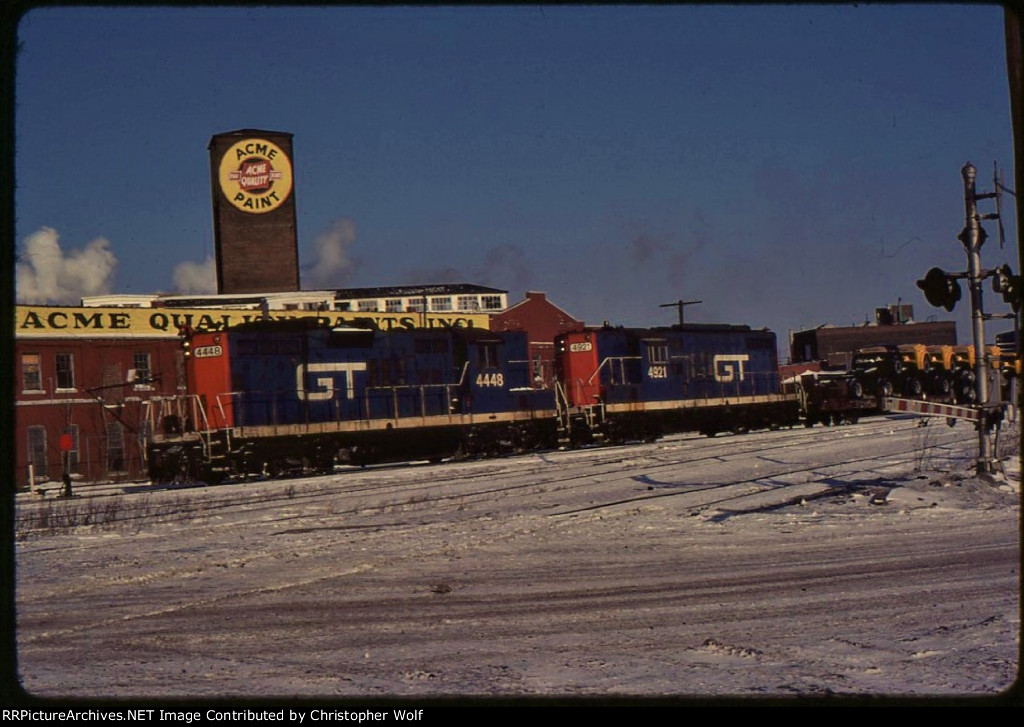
[{"left": 881, "top": 396, "right": 1015, "bottom": 424}]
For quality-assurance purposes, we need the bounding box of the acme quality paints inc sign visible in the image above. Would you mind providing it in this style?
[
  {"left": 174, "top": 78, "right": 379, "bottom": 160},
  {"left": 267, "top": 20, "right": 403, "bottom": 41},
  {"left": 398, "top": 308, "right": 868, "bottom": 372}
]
[
  {"left": 15, "top": 306, "right": 488, "bottom": 338},
  {"left": 217, "top": 138, "right": 294, "bottom": 214}
]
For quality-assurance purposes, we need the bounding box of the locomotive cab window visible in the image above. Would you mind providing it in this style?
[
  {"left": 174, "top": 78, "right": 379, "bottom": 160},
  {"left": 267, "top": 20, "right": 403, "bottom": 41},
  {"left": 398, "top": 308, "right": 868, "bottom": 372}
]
[
  {"left": 478, "top": 343, "right": 499, "bottom": 369},
  {"left": 645, "top": 342, "right": 668, "bottom": 365}
]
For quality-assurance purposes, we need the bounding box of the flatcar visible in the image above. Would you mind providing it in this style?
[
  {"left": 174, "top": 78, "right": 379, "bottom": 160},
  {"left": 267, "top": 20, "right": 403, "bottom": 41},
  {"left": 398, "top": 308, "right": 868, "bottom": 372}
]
[
  {"left": 144, "top": 320, "right": 557, "bottom": 483},
  {"left": 555, "top": 323, "right": 801, "bottom": 443}
]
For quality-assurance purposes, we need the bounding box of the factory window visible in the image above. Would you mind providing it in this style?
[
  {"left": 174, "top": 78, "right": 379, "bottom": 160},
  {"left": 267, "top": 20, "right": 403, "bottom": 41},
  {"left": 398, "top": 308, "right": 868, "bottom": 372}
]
[
  {"left": 27, "top": 426, "right": 47, "bottom": 479},
  {"left": 22, "top": 354, "right": 42, "bottom": 392},
  {"left": 385, "top": 299, "right": 403, "bottom": 313},
  {"left": 481, "top": 295, "right": 503, "bottom": 311},
  {"left": 407, "top": 299, "right": 425, "bottom": 313},
  {"left": 334, "top": 301, "right": 351, "bottom": 312},
  {"left": 55, "top": 353, "right": 75, "bottom": 390},
  {"left": 133, "top": 352, "right": 152, "bottom": 385},
  {"left": 431, "top": 297, "right": 452, "bottom": 312},
  {"left": 357, "top": 300, "right": 379, "bottom": 312},
  {"left": 107, "top": 423, "right": 126, "bottom": 473},
  {"left": 457, "top": 296, "right": 480, "bottom": 311}
]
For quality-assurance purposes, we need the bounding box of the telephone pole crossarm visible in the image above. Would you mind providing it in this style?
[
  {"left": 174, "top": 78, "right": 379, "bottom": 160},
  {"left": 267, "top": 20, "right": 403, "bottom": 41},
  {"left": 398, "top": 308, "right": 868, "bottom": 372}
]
[{"left": 659, "top": 299, "right": 702, "bottom": 326}]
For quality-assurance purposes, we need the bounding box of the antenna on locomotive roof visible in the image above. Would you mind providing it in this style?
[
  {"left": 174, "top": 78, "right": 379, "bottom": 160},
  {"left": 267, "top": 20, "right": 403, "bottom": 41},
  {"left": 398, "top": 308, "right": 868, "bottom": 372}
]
[{"left": 659, "top": 299, "right": 702, "bottom": 325}]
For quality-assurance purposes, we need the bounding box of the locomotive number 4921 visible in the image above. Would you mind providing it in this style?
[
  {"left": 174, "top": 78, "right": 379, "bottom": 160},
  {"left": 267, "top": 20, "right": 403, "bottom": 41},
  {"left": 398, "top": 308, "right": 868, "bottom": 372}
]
[
  {"left": 647, "top": 365, "right": 668, "bottom": 379},
  {"left": 475, "top": 373, "right": 505, "bottom": 387}
]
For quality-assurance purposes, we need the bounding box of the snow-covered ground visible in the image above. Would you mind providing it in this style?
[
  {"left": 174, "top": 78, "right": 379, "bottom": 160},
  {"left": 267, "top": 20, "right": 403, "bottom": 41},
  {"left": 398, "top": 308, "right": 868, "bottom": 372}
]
[{"left": 12, "top": 415, "right": 1021, "bottom": 700}]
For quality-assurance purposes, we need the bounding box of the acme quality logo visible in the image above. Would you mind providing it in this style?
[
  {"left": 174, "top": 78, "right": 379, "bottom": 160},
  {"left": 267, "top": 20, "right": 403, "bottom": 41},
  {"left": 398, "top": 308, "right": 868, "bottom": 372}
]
[{"left": 218, "top": 138, "right": 293, "bottom": 214}]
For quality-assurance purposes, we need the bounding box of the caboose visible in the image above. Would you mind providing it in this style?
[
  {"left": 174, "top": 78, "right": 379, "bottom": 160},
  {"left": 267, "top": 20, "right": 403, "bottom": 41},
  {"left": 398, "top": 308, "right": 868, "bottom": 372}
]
[
  {"left": 145, "top": 320, "right": 557, "bottom": 482},
  {"left": 555, "top": 324, "right": 800, "bottom": 442}
]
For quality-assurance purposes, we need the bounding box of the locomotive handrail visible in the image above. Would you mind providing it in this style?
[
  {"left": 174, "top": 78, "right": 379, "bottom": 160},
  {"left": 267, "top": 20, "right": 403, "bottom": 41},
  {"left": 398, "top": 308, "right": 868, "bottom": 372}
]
[{"left": 585, "top": 356, "right": 642, "bottom": 386}]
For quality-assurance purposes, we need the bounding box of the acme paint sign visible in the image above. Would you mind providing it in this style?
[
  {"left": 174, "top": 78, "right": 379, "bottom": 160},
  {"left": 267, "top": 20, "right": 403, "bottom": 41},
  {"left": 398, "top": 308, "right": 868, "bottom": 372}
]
[{"left": 217, "top": 138, "right": 294, "bottom": 214}]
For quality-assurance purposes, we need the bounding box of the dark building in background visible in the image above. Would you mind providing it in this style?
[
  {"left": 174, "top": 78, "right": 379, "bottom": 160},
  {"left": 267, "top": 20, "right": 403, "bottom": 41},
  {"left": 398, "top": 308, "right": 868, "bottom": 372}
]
[
  {"left": 790, "top": 305, "right": 957, "bottom": 370},
  {"left": 209, "top": 129, "right": 300, "bottom": 294}
]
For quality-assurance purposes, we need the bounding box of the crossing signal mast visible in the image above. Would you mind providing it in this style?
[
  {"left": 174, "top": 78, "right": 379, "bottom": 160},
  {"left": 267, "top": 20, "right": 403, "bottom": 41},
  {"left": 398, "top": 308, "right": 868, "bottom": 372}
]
[{"left": 915, "top": 162, "right": 1015, "bottom": 475}]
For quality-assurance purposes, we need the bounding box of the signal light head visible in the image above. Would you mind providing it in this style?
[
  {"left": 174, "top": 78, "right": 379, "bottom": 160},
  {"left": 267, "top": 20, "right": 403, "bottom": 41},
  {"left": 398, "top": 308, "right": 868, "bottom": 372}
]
[{"left": 916, "top": 267, "right": 961, "bottom": 312}]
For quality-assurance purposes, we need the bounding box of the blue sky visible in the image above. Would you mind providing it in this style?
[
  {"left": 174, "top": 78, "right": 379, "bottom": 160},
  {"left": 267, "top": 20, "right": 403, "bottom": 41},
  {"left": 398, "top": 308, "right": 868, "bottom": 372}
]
[{"left": 13, "top": 4, "right": 1019, "bottom": 350}]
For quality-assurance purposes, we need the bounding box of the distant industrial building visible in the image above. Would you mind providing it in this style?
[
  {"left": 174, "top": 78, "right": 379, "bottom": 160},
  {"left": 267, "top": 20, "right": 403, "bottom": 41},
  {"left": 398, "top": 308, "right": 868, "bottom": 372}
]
[{"left": 790, "top": 305, "right": 957, "bottom": 370}]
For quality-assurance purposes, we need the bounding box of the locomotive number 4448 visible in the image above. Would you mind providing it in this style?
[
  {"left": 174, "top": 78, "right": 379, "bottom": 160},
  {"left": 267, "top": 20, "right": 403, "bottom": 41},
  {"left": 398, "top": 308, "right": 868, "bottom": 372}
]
[{"left": 476, "top": 373, "right": 505, "bottom": 387}]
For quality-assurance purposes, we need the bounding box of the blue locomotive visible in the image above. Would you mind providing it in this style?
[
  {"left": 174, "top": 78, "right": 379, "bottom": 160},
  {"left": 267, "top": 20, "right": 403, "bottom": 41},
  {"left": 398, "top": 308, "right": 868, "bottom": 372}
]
[
  {"left": 146, "top": 319, "right": 557, "bottom": 482},
  {"left": 556, "top": 324, "right": 800, "bottom": 442}
]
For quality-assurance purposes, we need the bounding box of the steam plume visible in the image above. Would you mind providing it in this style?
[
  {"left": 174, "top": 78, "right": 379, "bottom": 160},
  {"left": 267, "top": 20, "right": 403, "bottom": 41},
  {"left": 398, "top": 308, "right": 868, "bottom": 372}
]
[
  {"left": 305, "top": 217, "right": 358, "bottom": 289},
  {"left": 16, "top": 227, "right": 117, "bottom": 304},
  {"left": 172, "top": 256, "right": 217, "bottom": 294}
]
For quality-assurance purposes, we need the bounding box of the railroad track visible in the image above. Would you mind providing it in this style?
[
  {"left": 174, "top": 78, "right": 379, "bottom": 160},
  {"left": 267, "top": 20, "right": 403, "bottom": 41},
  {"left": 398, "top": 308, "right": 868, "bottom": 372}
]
[{"left": 14, "top": 414, "right": 983, "bottom": 543}]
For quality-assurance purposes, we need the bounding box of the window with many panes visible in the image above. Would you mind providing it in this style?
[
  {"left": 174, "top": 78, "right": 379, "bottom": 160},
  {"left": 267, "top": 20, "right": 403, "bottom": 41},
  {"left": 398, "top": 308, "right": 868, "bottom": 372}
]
[
  {"left": 55, "top": 353, "right": 75, "bottom": 389},
  {"left": 457, "top": 296, "right": 480, "bottom": 311},
  {"left": 22, "top": 354, "right": 42, "bottom": 391},
  {"left": 481, "top": 295, "right": 503, "bottom": 310},
  {"left": 357, "top": 300, "right": 379, "bottom": 312},
  {"left": 406, "top": 298, "right": 425, "bottom": 312},
  {"left": 385, "top": 299, "right": 403, "bottom": 313},
  {"left": 133, "top": 352, "right": 152, "bottom": 385},
  {"left": 431, "top": 297, "right": 452, "bottom": 312}
]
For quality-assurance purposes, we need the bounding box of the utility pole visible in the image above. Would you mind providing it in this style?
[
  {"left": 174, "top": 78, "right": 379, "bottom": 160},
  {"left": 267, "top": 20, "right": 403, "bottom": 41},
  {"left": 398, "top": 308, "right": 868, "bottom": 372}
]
[
  {"left": 660, "top": 299, "right": 702, "bottom": 326},
  {"left": 959, "top": 162, "right": 996, "bottom": 475}
]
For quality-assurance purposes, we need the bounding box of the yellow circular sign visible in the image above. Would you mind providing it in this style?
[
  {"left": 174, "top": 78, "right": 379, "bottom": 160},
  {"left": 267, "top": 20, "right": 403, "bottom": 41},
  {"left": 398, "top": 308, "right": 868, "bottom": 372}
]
[{"left": 218, "top": 138, "right": 293, "bottom": 214}]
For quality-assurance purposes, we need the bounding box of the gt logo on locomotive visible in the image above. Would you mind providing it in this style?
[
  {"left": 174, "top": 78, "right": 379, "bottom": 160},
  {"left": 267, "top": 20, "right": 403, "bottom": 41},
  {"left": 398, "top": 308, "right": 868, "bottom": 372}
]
[
  {"left": 296, "top": 362, "right": 367, "bottom": 401},
  {"left": 713, "top": 354, "right": 749, "bottom": 382}
]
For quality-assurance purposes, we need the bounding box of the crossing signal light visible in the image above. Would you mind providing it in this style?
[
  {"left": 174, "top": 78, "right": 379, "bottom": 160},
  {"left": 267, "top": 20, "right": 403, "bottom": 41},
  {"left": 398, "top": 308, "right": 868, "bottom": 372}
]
[
  {"left": 916, "top": 267, "right": 961, "bottom": 312},
  {"left": 178, "top": 325, "right": 194, "bottom": 358},
  {"left": 992, "top": 263, "right": 1022, "bottom": 313}
]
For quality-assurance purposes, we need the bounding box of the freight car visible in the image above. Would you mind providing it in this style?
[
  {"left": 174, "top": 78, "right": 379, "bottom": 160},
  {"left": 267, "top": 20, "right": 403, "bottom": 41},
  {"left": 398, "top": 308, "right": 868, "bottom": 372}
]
[
  {"left": 144, "top": 320, "right": 557, "bottom": 483},
  {"left": 554, "top": 324, "right": 802, "bottom": 443},
  {"left": 797, "top": 342, "right": 1016, "bottom": 424}
]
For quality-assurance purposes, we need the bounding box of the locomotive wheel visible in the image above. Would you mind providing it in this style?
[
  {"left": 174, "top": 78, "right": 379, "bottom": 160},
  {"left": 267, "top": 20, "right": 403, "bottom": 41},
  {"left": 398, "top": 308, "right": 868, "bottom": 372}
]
[
  {"left": 905, "top": 377, "right": 922, "bottom": 397},
  {"left": 878, "top": 379, "right": 894, "bottom": 398}
]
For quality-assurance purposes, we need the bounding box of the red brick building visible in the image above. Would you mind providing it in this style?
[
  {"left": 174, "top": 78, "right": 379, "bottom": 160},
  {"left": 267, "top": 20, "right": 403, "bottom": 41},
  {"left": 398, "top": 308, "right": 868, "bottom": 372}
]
[
  {"left": 488, "top": 291, "right": 585, "bottom": 387},
  {"left": 14, "top": 323, "right": 184, "bottom": 489}
]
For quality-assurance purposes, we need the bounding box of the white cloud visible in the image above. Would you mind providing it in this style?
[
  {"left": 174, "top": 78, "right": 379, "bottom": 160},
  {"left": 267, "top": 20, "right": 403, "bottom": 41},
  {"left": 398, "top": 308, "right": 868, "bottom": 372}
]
[
  {"left": 16, "top": 227, "right": 118, "bottom": 304},
  {"left": 172, "top": 256, "right": 217, "bottom": 295},
  {"left": 305, "top": 217, "right": 357, "bottom": 289}
]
